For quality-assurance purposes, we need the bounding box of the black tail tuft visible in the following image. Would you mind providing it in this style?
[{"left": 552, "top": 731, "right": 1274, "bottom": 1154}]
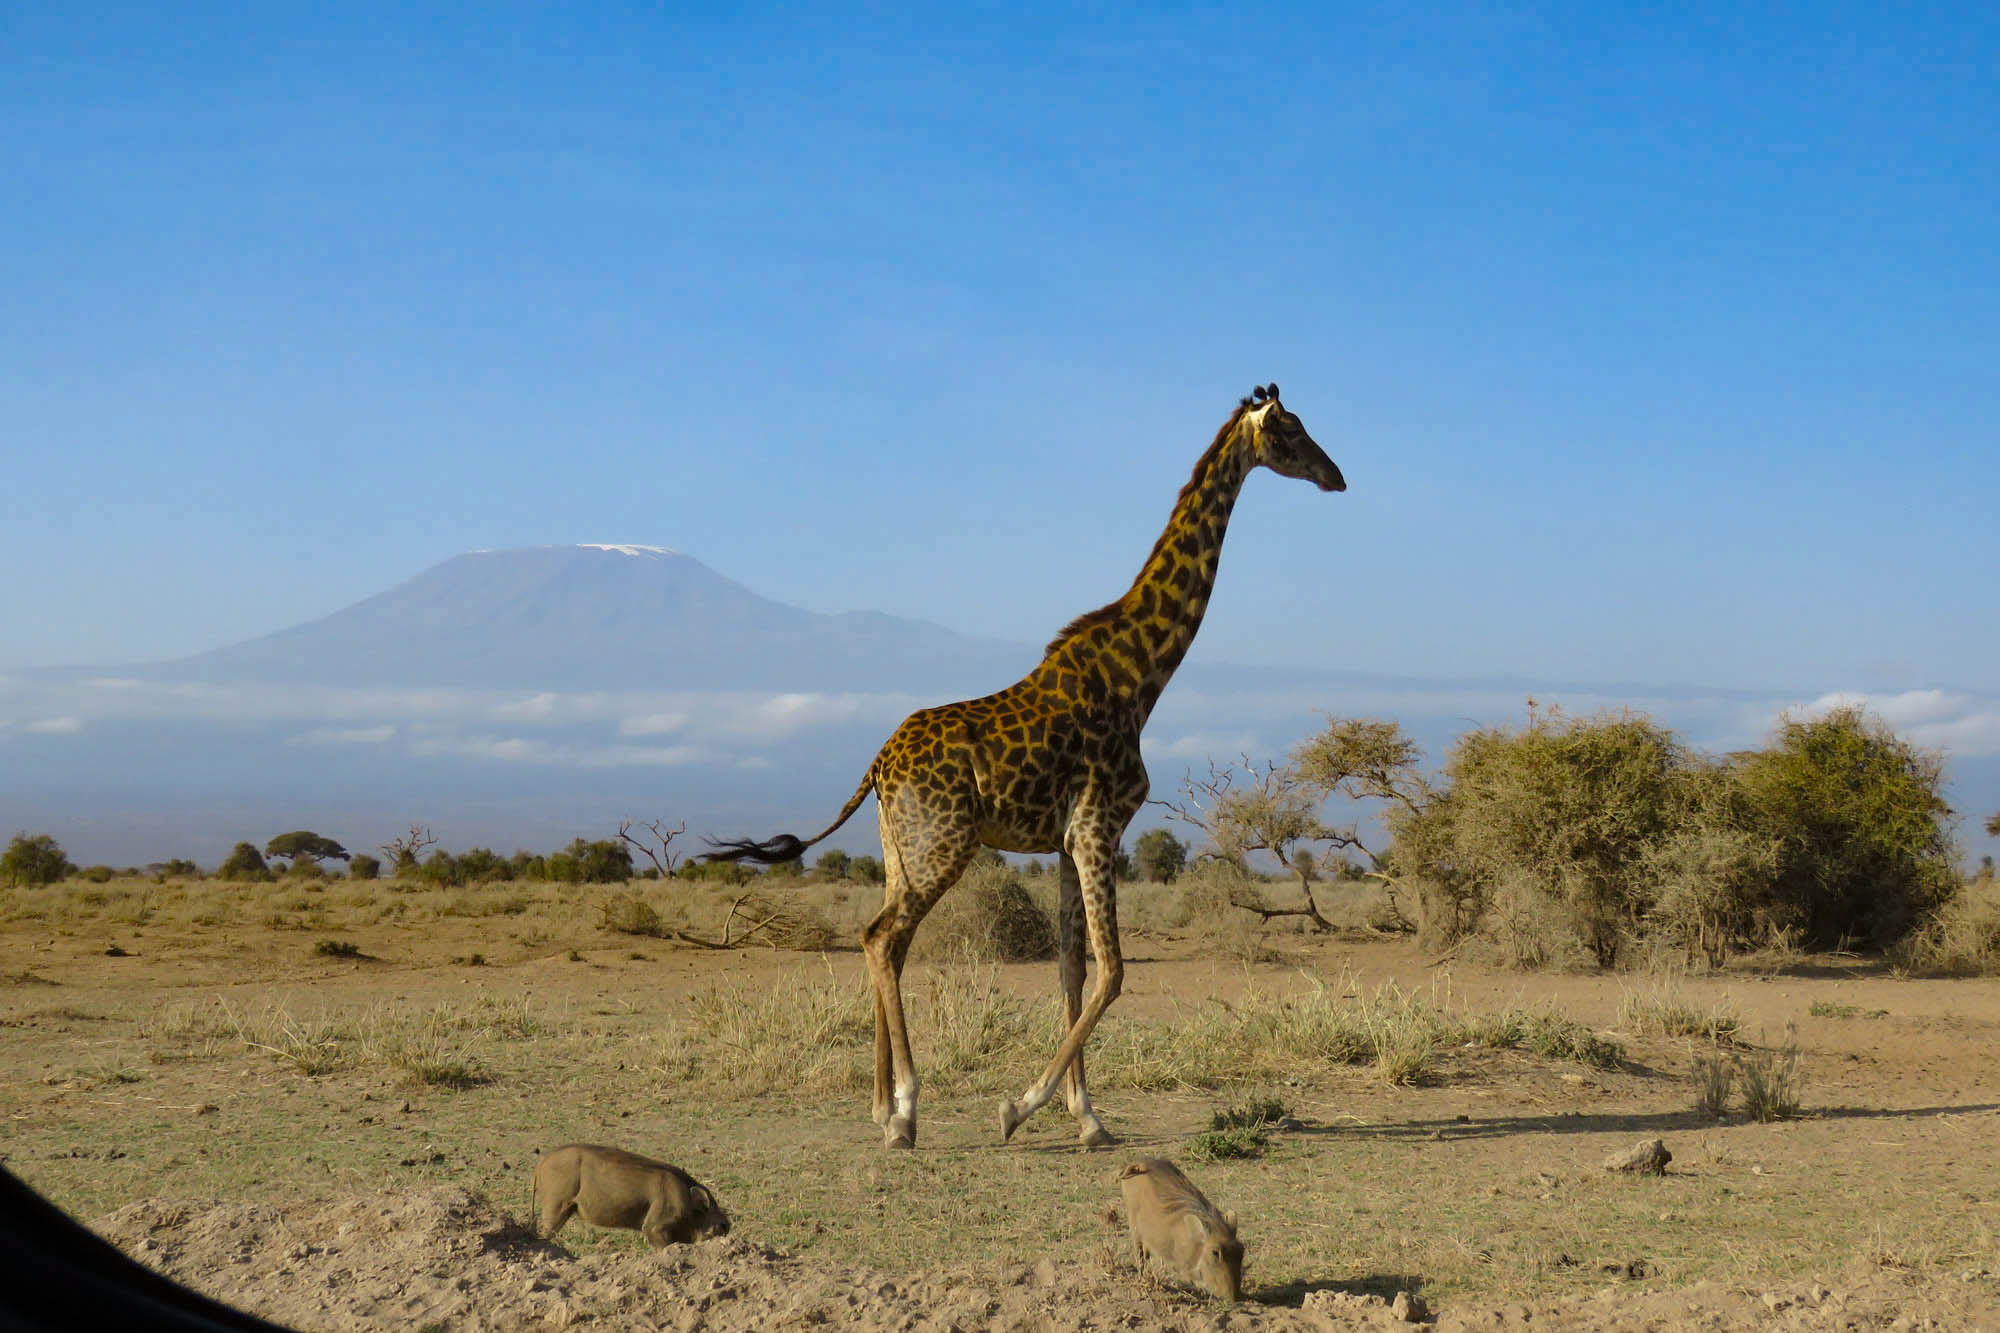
[{"left": 702, "top": 834, "right": 809, "bottom": 865}]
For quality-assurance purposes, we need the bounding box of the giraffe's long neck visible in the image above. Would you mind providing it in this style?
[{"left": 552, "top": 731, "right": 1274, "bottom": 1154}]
[{"left": 1043, "top": 419, "right": 1255, "bottom": 718}]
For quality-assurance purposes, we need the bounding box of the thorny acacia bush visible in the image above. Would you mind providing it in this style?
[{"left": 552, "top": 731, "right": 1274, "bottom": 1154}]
[
  {"left": 1387, "top": 703, "right": 1960, "bottom": 969},
  {"left": 1397, "top": 708, "right": 1692, "bottom": 967},
  {"left": 1732, "top": 705, "right": 1959, "bottom": 949}
]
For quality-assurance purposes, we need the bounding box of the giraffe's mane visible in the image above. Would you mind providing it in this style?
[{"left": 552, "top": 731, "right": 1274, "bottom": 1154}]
[{"left": 1041, "top": 399, "right": 1257, "bottom": 657}]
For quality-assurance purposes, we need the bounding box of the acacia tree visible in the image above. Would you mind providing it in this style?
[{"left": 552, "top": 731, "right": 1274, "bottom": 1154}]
[
  {"left": 1732, "top": 705, "right": 1957, "bottom": 947},
  {"left": 1291, "top": 717, "right": 1433, "bottom": 931},
  {"left": 264, "top": 831, "right": 350, "bottom": 870},
  {"left": 1161, "top": 754, "right": 1342, "bottom": 931},
  {"left": 1, "top": 833, "right": 74, "bottom": 887}
]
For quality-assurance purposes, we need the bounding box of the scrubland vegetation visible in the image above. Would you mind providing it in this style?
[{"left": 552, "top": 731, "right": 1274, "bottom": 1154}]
[{"left": 6, "top": 699, "right": 1990, "bottom": 978}]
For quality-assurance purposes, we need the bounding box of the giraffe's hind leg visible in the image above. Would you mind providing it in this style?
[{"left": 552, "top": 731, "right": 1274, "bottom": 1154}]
[
  {"left": 871, "top": 990, "right": 893, "bottom": 1130},
  {"left": 1057, "top": 852, "right": 1115, "bottom": 1147},
  {"left": 864, "top": 794, "right": 976, "bottom": 1149}
]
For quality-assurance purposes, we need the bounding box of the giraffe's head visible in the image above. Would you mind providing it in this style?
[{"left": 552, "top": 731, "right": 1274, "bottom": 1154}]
[{"left": 1240, "top": 383, "right": 1346, "bottom": 493}]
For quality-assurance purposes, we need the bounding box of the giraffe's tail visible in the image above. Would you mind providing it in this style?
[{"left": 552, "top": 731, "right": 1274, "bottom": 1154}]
[{"left": 701, "top": 763, "right": 878, "bottom": 865}]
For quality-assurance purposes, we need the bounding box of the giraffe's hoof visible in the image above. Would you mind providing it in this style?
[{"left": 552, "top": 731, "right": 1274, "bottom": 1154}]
[
  {"left": 1078, "top": 1120, "right": 1118, "bottom": 1149},
  {"left": 883, "top": 1116, "right": 916, "bottom": 1150},
  {"left": 999, "top": 1099, "right": 1028, "bottom": 1142}
]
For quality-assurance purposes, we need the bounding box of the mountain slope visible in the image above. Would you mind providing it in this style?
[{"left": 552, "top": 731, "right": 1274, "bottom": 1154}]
[{"left": 145, "top": 545, "right": 1032, "bottom": 691}]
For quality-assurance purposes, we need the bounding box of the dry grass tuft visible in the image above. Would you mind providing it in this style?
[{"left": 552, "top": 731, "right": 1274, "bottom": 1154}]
[
  {"left": 1737, "top": 1023, "right": 1806, "bottom": 1121},
  {"left": 1892, "top": 879, "right": 2000, "bottom": 976},
  {"left": 1618, "top": 979, "right": 1742, "bottom": 1044},
  {"left": 1690, "top": 1048, "right": 1734, "bottom": 1117}
]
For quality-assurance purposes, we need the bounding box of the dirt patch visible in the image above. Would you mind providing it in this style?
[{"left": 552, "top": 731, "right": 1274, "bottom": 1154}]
[
  {"left": 11, "top": 885, "right": 2000, "bottom": 1329},
  {"left": 92, "top": 1185, "right": 2000, "bottom": 1331}
]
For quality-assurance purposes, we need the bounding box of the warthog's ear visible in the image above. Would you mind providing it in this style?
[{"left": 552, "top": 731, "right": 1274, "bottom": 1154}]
[
  {"left": 1116, "top": 1161, "right": 1146, "bottom": 1180},
  {"left": 693, "top": 1185, "right": 719, "bottom": 1213},
  {"left": 1222, "top": 1209, "right": 1239, "bottom": 1234}
]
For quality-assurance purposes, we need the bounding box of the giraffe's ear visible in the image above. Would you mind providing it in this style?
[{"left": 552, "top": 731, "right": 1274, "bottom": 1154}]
[
  {"left": 1265, "top": 382, "right": 1280, "bottom": 401},
  {"left": 1239, "top": 396, "right": 1252, "bottom": 408},
  {"left": 1250, "top": 385, "right": 1267, "bottom": 402}
]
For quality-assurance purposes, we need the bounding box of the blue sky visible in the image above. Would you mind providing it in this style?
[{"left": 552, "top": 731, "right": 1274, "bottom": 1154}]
[{"left": 6, "top": 1, "right": 1995, "bottom": 700}]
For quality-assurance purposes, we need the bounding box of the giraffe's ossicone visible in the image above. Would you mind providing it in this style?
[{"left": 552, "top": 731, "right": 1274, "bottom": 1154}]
[{"left": 706, "top": 385, "right": 1346, "bottom": 1149}]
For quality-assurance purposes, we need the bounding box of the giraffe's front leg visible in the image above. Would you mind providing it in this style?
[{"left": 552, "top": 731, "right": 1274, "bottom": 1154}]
[
  {"left": 1057, "top": 852, "right": 1115, "bottom": 1147},
  {"left": 1002, "top": 824, "right": 1125, "bottom": 1145}
]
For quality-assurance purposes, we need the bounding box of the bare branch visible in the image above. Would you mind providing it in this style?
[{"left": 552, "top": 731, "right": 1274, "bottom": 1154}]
[
  {"left": 618, "top": 818, "right": 688, "bottom": 879},
  {"left": 379, "top": 825, "right": 439, "bottom": 872}
]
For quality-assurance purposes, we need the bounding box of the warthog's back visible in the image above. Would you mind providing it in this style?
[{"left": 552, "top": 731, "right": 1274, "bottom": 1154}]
[{"left": 533, "top": 1143, "right": 729, "bottom": 1249}]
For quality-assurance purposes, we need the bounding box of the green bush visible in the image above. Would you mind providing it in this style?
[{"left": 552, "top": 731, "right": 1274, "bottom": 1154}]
[
  {"left": 1405, "top": 707, "right": 1687, "bottom": 966},
  {"left": 1133, "top": 828, "right": 1188, "bottom": 882},
  {"left": 348, "top": 854, "right": 382, "bottom": 881},
  {"left": 1, "top": 833, "right": 75, "bottom": 887},
  {"left": 1733, "top": 705, "right": 1957, "bottom": 948},
  {"left": 455, "top": 847, "right": 510, "bottom": 882},
  {"left": 218, "top": 842, "right": 272, "bottom": 883}
]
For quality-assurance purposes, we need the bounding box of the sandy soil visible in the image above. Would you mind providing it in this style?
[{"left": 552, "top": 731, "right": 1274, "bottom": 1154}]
[
  {"left": 8, "top": 904, "right": 2000, "bottom": 1330},
  {"left": 89, "top": 1183, "right": 1997, "bottom": 1331}
]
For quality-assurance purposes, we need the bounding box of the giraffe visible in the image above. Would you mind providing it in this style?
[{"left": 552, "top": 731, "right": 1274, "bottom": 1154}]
[{"left": 705, "top": 385, "right": 1346, "bottom": 1149}]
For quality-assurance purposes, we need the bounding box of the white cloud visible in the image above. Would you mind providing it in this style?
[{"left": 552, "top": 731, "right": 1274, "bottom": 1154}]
[
  {"left": 26, "top": 716, "right": 83, "bottom": 734},
  {"left": 734, "top": 692, "right": 863, "bottom": 739},
  {"left": 289, "top": 725, "right": 397, "bottom": 746},
  {"left": 407, "top": 733, "right": 708, "bottom": 767},
  {"left": 619, "top": 711, "right": 688, "bottom": 737},
  {"left": 1143, "top": 731, "right": 1263, "bottom": 761},
  {"left": 494, "top": 692, "right": 561, "bottom": 720}
]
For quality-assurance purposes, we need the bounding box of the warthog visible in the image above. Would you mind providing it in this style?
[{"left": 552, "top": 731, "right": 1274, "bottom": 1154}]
[
  {"left": 532, "top": 1144, "right": 730, "bottom": 1250},
  {"left": 1118, "top": 1156, "right": 1243, "bottom": 1302}
]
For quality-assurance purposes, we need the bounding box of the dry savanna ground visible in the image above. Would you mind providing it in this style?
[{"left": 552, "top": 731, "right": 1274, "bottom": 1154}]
[{"left": 4, "top": 870, "right": 2000, "bottom": 1330}]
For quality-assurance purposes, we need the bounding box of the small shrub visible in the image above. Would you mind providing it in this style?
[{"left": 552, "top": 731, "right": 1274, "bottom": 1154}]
[
  {"left": 313, "top": 939, "right": 363, "bottom": 959},
  {"left": 1187, "top": 1124, "right": 1268, "bottom": 1161},
  {"left": 913, "top": 863, "right": 1055, "bottom": 963},
  {"left": 600, "top": 894, "right": 668, "bottom": 938},
  {"left": 1517, "top": 1010, "right": 1623, "bottom": 1068},
  {"left": 1808, "top": 1001, "right": 1887, "bottom": 1019},
  {"left": 1211, "top": 1096, "right": 1288, "bottom": 1130}
]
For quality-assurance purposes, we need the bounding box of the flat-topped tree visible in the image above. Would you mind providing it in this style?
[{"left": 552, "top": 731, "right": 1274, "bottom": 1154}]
[
  {"left": 706, "top": 385, "right": 1347, "bottom": 1149},
  {"left": 263, "top": 831, "right": 350, "bottom": 870}
]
